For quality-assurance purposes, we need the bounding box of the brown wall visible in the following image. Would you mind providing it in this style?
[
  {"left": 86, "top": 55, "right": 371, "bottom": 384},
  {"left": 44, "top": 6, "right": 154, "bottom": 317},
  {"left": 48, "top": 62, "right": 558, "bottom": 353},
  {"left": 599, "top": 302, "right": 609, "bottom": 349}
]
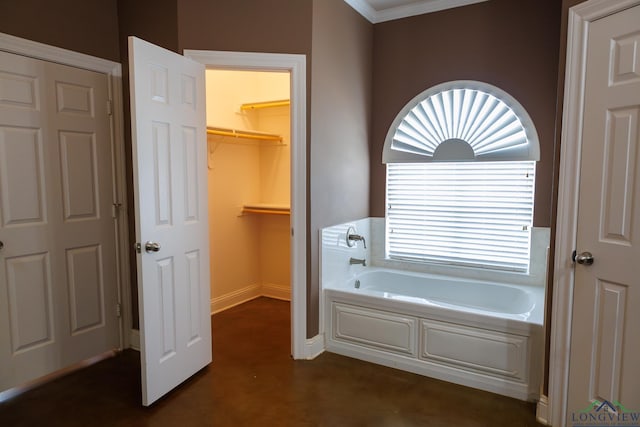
[
  {"left": 370, "top": 0, "right": 562, "bottom": 228},
  {"left": 118, "top": 0, "right": 179, "bottom": 55},
  {"left": 310, "top": 0, "right": 373, "bottom": 335},
  {"left": 0, "top": 0, "right": 120, "bottom": 62},
  {"left": 176, "top": 0, "right": 312, "bottom": 55}
]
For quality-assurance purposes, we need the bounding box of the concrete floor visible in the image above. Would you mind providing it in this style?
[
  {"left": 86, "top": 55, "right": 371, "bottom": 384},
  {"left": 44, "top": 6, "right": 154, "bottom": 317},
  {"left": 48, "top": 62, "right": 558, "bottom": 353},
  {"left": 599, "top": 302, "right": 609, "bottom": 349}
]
[{"left": 0, "top": 297, "right": 543, "bottom": 426}]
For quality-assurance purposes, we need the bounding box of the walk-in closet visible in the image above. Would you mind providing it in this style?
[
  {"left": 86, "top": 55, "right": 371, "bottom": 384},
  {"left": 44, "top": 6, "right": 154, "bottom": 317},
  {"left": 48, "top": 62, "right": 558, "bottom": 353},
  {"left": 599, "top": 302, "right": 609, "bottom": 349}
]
[{"left": 206, "top": 70, "right": 291, "bottom": 322}]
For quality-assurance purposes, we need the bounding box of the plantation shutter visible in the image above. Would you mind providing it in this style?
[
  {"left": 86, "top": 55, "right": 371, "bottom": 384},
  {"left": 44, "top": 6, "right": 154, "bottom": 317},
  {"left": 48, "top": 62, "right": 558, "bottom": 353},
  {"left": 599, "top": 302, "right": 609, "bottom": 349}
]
[{"left": 385, "top": 161, "right": 535, "bottom": 272}]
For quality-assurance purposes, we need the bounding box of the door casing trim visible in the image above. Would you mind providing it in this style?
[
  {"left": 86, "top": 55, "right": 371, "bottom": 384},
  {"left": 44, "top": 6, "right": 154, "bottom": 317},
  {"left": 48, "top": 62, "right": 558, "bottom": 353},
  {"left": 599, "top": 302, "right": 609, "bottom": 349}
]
[
  {"left": 184, "top": 49, "right": 309, "bottom": 360},
  {"left": 548, "top": 1, "right": 640, "bottom": 425},
  {"left": 0, "top": 32, "right": 131, "bottom": 351}
]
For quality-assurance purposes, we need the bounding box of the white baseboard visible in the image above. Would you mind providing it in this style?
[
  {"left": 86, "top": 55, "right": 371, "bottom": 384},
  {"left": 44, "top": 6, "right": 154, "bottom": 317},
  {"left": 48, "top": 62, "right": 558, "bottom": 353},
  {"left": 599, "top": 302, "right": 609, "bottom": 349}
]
[
  {"left": 129, "top": 329, "right": 140, "bottom": 351},
  {"left": 262, "top": 282, "right": 291, "bottom": 301},
  {"left": 210, "top": 284, "right": 262, "bottom": 314},
  {"left": 304, "top": 334, "right": 325, "bottom": 359},
  {"left": 0, "top": 350, "right": 117, "bottom": 403},
  {"left": 536, "top": 395, "right": 550, "bottom": 425}
]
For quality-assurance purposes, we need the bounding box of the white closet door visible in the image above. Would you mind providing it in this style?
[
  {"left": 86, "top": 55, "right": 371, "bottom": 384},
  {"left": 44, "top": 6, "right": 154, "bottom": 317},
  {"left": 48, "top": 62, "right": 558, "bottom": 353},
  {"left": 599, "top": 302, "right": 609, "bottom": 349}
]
[
  {"left": 128, "top": 36, "right": 211, "bottom": 406},
  {"left": 0, "top": 50, "right": 119, "bottom": 392},
  {"left": 567, "top": 4, "right": 640, "bottom": 419}
]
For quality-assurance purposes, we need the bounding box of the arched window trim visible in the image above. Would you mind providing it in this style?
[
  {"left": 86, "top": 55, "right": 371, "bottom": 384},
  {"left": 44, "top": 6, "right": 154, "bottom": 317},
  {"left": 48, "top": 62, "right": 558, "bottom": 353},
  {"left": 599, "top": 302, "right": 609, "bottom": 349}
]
[{"left": 382, "top": 80, "right": 540, "bottom": 163}]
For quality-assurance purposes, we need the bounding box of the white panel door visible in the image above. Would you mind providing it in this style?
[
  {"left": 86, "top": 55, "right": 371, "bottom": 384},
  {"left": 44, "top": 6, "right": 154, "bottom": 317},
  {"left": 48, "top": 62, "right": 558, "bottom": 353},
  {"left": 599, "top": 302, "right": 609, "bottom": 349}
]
[
  {"left": 567, "top": 4, "right": 640, "bottom": 420},
  {"left": 128, "top": 37, "right": 211, "bottom": 406},
  {"left": 0, "top": 51, "right": 119, "bottom": 391}
]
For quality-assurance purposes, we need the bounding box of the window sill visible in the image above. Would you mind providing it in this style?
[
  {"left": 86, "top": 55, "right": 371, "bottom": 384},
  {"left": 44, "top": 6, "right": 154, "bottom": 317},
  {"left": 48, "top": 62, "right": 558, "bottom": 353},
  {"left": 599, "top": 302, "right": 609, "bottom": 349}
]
[{"left": 370, "top": 218, "right": 550, "bottom": 288}]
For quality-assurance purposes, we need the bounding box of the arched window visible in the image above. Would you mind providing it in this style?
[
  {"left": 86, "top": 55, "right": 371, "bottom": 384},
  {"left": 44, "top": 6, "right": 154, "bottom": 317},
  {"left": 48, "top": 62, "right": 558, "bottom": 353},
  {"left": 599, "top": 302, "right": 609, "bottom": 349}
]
[{"left": 383, "top": 81, "right": 539, "bottom": 273}]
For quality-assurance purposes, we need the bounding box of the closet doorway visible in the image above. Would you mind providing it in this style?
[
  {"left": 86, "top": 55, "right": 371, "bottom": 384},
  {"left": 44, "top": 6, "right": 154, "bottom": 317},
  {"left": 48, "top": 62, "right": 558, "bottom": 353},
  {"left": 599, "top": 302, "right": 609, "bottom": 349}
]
[
  {"left": 185, "top": 50, "right": 308, "bottom": 359},
  {"left": 206, "top": 69, "right": 292, "bottom": 323}
]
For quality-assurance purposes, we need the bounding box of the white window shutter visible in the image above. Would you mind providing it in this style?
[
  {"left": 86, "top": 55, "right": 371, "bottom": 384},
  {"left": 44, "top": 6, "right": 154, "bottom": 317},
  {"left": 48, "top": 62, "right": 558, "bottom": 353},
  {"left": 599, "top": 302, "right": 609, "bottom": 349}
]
[
  {"left": 382, "top": 81, "right": 540, "bottom": 164},
  {"left": 385, "top": 161, "right": 535, "bottom": 272}
]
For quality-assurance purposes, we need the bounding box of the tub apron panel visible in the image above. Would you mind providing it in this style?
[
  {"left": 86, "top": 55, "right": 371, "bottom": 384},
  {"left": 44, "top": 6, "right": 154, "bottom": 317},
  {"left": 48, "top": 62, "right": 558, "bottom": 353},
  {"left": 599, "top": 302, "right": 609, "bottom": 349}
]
[{"left": 323, "top": 270, "right": 544, "bottom": 402}]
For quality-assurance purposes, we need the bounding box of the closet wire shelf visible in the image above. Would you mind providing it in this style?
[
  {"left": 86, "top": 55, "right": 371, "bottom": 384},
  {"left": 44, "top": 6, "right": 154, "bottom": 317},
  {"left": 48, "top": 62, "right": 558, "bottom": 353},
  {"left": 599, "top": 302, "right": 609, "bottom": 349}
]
[
  {"left": 240, "top": 99, "right": 290, "bottom": 110},
  {"left": 207, "top": 127, "right": 283, "bottom": 143},
  {"left": 241, "top": 204, "right": 290, "bottom": 216}
]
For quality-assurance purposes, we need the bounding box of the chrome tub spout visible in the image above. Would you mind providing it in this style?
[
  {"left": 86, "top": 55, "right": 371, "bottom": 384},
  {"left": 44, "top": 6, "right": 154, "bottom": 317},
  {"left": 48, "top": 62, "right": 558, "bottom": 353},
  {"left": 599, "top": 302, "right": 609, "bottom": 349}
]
[{"left": 349, "top": 257, "right": 366, "bottom": 266}]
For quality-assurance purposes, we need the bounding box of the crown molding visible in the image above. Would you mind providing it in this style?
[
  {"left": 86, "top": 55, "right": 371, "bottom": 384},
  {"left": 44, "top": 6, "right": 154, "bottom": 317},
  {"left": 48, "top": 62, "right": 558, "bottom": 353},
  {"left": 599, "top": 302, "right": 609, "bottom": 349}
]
[{"left": 344, "top": 0, "right": 488, "bottom": 23}]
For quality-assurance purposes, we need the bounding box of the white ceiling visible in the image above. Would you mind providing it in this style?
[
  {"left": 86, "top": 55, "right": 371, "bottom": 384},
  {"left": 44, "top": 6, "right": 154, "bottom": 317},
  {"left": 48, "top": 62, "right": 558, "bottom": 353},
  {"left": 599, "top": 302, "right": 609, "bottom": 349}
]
[{"left": 344, "top": 0, "right": 488, "bottom": 23}]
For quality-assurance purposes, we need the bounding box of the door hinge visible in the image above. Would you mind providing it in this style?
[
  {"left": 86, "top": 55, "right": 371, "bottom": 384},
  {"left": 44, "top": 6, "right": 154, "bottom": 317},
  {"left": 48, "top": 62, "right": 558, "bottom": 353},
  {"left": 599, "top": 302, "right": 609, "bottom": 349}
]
[
  {"left": 107, "top": 99, "right": 113, "bottom": 116},
  {"left": 135, "top": 242, "right": 142, "bottom": 253},
  {"left": 115, "top": 303, "right": 122, "bottom": 318},
  {"left": 112, "top": 202, "right": 122, "bottom": 218}
]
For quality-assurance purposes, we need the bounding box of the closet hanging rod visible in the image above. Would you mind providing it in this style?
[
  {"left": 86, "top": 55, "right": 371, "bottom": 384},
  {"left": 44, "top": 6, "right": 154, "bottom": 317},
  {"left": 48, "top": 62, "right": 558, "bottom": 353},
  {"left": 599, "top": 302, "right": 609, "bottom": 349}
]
[
  {"left": 240, "top": 99, "right": 290, "bottom": 110},
  {"left": 206, "top": 126, "right": 283, "bottom": 142}
]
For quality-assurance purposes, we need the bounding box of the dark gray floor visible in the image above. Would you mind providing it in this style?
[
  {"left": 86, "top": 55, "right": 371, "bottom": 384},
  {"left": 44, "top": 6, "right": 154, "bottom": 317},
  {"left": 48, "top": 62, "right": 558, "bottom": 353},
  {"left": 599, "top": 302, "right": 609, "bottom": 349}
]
[{"left": 0, "top": 297, "right": 543, "bottom": 426}]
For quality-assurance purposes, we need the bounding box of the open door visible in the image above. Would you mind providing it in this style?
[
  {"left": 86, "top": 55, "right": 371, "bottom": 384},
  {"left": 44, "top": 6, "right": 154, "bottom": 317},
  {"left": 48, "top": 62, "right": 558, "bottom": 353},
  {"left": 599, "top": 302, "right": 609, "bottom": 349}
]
[{"left": 128, "top": 36, "right": 211, "bottom": 406}]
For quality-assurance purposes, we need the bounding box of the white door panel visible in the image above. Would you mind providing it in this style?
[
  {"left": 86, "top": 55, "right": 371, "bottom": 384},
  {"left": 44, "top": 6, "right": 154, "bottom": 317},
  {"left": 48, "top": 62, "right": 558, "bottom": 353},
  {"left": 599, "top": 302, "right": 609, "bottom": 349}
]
[
  {"left": 46, "top": 59, "right": 119, "bottom": 363},
  {"left": 0, "top": 50, "right": 119, "bottom": 391},
  {"left": 567, "top": 4, "right": 640, "bottom": 418},
  {"left": 128, "top": 36, "right": 211, "bottom": 406}
]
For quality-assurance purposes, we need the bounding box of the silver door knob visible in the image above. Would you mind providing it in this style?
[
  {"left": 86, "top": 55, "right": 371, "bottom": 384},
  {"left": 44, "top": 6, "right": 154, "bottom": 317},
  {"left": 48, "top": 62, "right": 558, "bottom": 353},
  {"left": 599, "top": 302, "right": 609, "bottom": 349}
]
[
  {"left": 575, "top": 251, "right": 594, "bottom": 265},
  {"left": 145, "top": 241, "right": 161, "bottom": 253}
]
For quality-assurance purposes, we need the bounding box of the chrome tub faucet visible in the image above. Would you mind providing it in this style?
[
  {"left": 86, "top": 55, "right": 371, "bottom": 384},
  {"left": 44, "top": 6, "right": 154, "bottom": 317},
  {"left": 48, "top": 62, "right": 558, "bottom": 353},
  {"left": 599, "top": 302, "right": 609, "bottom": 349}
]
[
  {"left": 346, "top": 226, "right": 366, "bottom": 248},
  {"left": 348, "top": 233, "right": 366, "bottom": 248}
]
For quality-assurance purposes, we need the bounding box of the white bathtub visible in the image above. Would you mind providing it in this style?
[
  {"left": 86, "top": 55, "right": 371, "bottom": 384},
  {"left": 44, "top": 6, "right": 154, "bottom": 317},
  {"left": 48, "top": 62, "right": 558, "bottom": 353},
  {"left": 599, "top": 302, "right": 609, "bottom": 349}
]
[
  {"left": 323, "top": 268, "right": 544, "bottom": 401},
  {"left": 349, "top": 269, "right": 544, "bottom": 324}
]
